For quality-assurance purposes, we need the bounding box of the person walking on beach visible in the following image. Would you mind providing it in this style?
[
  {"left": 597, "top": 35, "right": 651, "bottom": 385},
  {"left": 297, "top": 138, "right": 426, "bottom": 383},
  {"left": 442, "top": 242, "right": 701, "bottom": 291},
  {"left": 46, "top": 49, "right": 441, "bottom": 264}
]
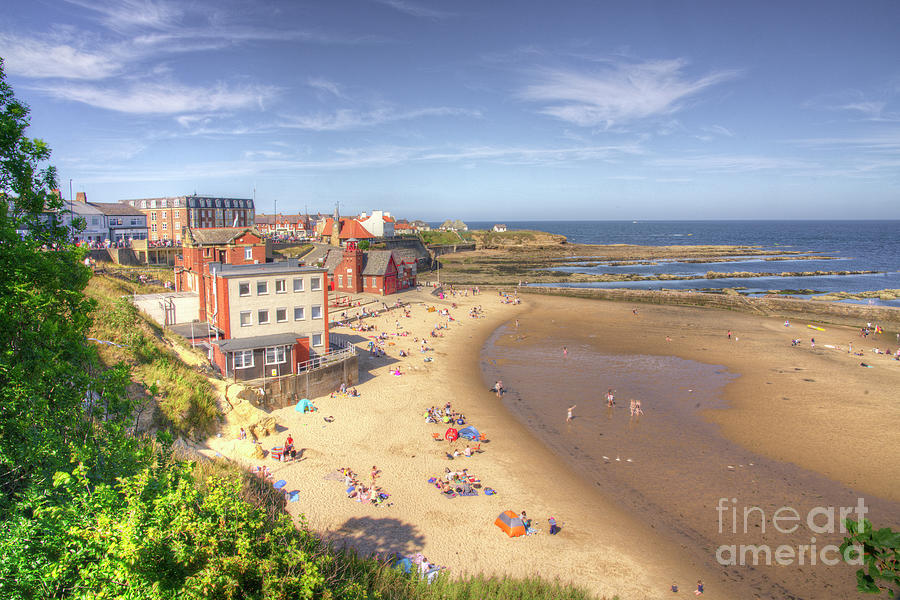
[
  {"left": 629, "top": 399, "right": 636, "bottom": 416},
  {"left": 566, "top": 405, "right": 576, "bottom": 422},
  {"left": 606, "top": 388, "right": 615, "bottom": 407},
  {"left": 494, "top": 380, "right": 504, "bottom": 398},
  {"left": 635, "top": 399, "right": 644, "bottom": 416},
  {"left": 811, "top": 337, "right": 815, "bottom": 348},
  {"left": 563, "top": 346, "right": 568, "bottom": 357},
  {"left": 727, "top": 330, "right": 732, "bottom": 340}
]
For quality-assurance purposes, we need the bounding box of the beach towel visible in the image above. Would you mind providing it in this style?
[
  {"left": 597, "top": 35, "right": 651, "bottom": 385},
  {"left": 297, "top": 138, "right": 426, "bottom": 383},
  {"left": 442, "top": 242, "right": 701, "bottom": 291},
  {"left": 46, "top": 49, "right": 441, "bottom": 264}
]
[
  {"left": 484, "top": 488, "right": 496, "bottom": 495},
  {"left": 273, "top": 480, "right": 287, "bottom": 490},
  {"left": 459, "top": 490, "right": 478, "bottom": 497}
]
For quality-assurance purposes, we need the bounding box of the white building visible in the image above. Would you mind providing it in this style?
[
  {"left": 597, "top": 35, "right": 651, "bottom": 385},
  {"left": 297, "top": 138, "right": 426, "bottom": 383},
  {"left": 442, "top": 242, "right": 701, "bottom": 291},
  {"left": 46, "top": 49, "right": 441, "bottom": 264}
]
[{"left": 357, "top": 210, "right": 395, "bottom": 238}]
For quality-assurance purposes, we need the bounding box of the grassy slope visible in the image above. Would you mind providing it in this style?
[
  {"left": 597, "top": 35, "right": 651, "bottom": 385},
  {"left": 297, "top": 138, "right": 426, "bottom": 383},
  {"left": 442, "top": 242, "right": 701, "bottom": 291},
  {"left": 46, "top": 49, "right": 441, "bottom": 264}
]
[{"left": 85, "top": 270, "right": 219, "bottom": 438}]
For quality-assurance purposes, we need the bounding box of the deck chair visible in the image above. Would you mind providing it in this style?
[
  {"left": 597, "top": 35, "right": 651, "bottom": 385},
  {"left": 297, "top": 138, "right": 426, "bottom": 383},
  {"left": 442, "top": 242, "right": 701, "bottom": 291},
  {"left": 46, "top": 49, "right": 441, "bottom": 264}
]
[
  {"left": 478, "top": 433, "right": 487, "bottom": 442},
  {"left": 432, "top": 433, "right": 442, "bottom": 441}
]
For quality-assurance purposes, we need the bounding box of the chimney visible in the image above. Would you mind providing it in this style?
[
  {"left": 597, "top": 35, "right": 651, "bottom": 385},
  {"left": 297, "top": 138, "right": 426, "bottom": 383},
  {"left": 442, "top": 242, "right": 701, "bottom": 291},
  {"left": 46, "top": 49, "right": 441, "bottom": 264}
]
[{"left": 75, "top": 192, "right": 87, "bottom": 203}]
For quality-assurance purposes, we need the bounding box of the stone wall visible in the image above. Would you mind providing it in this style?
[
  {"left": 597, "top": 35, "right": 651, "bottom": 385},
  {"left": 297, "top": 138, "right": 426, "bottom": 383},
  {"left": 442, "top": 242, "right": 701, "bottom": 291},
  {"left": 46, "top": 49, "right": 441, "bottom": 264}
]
[
  {"left": 249, "top": 354, "right": 359, "bottom": 410},
  {"left": 520, "top": 287, "right": 900, "bottom": 327}
]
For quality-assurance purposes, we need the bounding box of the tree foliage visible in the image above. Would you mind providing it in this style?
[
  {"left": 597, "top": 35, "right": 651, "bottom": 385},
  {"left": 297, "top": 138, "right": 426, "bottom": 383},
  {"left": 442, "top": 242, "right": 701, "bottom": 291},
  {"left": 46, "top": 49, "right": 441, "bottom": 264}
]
[
  {"left": 841, "top": 518, "right": 900, "bottom": 595},
  {"left": 0, "top": 57, "right": 98, "bottom": 507}
]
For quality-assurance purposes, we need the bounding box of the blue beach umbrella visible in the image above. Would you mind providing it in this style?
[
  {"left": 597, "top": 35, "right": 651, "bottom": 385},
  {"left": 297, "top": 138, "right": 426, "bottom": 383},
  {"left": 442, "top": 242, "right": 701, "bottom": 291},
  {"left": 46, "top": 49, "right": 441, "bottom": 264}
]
[{"left": 273, "top": 479, "right": 287, "bottom": 490}]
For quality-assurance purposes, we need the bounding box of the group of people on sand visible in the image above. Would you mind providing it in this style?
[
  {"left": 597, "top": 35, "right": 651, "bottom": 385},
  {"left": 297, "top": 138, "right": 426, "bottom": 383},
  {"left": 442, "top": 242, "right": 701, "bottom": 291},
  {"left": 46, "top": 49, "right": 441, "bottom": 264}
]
[
  {"left": 431, "top": 467, "right": 480, "bottom": 497},
  {"left": 340, "top": 466, "right": 390, "bottom": 506},
  {"left": 424, "top": 402, "right": 466, "bottom": 425},
  {"left": 331, "top": 383, "right": 359, "bottom": 398}
]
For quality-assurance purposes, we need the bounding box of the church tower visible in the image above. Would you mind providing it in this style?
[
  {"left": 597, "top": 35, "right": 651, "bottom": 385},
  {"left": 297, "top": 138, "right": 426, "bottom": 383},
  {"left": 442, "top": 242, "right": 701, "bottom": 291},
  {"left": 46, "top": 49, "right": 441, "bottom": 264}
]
[{"left": 330, "top": 204, "right": 341, "bottom": 247}]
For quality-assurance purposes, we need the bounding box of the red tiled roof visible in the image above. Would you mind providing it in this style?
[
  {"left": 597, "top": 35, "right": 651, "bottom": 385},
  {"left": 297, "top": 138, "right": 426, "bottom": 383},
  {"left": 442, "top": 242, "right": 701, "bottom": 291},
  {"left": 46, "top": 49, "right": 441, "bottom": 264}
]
[{"left": 320, "top": 218, "right": 375, "bottom": 239}]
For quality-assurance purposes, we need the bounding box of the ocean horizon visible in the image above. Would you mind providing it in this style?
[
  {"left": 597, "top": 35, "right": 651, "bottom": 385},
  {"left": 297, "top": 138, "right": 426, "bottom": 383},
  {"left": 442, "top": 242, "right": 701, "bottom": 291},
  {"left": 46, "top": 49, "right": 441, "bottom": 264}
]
[{"left": 440, "top": 220, "right": 900, "bottom": 304}]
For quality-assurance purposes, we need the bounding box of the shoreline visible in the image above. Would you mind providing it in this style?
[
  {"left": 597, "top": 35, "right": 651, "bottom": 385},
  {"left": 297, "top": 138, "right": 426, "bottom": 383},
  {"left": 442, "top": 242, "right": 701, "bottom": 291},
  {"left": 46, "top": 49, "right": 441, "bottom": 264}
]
[
  {"left": 207, "top": 288, "right": 728, "bottom": 599},
  {"left": 482, "top": 294, "right": 900, "bottom": 598},
  {"left": 205, "top": 287, "right": 899, "bottom": 599}
]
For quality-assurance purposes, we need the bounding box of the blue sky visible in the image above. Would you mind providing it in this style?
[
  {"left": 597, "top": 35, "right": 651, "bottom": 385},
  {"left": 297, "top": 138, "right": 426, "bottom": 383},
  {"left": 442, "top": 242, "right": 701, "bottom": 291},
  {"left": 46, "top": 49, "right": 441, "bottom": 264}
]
[{"left": 2, "top": 0, "right": 899, "bottom": 220}]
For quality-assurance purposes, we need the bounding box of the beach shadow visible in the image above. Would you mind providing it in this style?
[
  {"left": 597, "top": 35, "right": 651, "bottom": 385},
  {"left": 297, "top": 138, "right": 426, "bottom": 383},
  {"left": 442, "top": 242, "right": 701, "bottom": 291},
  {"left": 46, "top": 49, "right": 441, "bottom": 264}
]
[
  {"left": 330, "top": 516, "right": 426, "bottom": 559},
  {"left": 356, "top": 354, "right": 401, "bottom": 384}
]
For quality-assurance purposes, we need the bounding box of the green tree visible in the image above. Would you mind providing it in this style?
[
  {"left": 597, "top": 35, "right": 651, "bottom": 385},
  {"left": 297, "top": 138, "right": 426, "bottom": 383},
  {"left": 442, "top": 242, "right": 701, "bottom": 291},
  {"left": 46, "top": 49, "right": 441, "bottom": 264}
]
[{"left": 0, "top": 57, "right": 105, "bottom": 506}]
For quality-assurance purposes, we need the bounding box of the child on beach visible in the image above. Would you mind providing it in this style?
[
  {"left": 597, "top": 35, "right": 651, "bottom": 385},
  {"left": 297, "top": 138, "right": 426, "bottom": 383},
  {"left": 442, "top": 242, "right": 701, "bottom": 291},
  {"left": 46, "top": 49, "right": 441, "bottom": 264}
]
[
  {"left": 606, "top": 388, "right": 615, "bottom": 407},
  {"left": 629, "top": 399, "right": 636, "bottom": 416},
  {"left": 635, "top": 400, "right": 644, "bottom": 416},
  {"left": 566, "top": 405, "right": 576, "bottom": 422}
]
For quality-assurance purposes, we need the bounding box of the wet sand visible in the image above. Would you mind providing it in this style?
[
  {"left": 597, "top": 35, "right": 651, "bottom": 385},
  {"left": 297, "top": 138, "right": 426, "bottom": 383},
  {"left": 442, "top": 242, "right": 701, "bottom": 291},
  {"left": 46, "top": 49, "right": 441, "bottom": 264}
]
[{"left": 482, "top": 295, "right": 900, "bottom": 599}]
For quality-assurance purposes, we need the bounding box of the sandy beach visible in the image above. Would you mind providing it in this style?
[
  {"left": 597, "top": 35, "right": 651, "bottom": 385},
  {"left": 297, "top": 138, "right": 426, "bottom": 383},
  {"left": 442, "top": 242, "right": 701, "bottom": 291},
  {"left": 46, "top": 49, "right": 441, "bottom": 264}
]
[{"left": 207, "top": 288, "right": 900, "bottom": 600}]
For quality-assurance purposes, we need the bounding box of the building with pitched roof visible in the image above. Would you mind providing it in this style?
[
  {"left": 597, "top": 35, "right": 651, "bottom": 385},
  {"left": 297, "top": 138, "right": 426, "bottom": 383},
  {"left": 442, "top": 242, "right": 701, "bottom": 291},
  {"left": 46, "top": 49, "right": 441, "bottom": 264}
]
[
  {"left": 175, "top": 227, "right": 267, "bottom": 303},
  {"left": 90, "top": 202, "right": 148, "bottom": 241},
  {"left": 316, "top": 217, "right": 374, "bottom": 242},
  {"left": 305, "top": 242, "right": 414, "bottom": 296}
]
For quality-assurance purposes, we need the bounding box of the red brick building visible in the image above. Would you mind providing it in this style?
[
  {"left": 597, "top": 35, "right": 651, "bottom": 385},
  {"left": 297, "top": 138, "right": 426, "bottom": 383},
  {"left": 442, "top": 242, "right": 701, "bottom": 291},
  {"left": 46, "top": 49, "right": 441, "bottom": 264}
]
[
  {"left": 120, "top": 195, "right": 255, "bottom": 243},
  {"left": 175, "top": 227, "right": 267, "bottom": 322},
  {"left": 324, "top": 242, "right": 410, "bottom": 296},
  {"left": 255, "top": 213, "right": 315, "bottom": 238}
]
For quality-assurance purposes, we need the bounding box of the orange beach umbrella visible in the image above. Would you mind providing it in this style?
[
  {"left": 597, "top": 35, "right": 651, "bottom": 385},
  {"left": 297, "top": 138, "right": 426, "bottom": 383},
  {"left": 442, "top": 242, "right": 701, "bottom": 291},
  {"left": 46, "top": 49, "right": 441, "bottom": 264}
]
[{"left": 494, "top": 510, "right": 526, "bottom": 537}]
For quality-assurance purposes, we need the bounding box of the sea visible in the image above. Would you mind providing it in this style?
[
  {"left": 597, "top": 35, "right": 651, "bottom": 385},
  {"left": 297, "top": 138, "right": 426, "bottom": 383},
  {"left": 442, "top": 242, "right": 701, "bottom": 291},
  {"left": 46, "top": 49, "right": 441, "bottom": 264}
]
[{"left": 463, "top": 220, "right": 900, "bottom": 306}]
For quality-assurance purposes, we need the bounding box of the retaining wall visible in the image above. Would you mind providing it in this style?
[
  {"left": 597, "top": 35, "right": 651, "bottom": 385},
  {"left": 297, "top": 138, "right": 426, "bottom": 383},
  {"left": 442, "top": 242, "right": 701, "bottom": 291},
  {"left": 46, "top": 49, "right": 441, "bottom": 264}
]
[{"left": 249, "top": 354, "right": 359, "bottom": 410}]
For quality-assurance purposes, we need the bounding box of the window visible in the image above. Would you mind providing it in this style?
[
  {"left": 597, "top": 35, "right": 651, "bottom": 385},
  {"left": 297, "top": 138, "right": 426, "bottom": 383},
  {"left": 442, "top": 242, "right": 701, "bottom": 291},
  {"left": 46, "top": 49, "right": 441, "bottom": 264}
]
[
  {"left": 312, "top": 333, "right": 323, "bottom": 347},
  {"left": 151, "top": 224, "right": 157, "bottom": 232},
  {"left": 162, "top": 222, "right": 167, "bottom": 230},
  {"left": 293, "top": 307, "right": 305, "bottom": 321},
  {"left": 337, "top": 275, "right": 343, "bottom": 287},
  {"left": 276, "top": 308, "right": 287, "bottom": 323},
  {"left": 161, "top": 211, "right": 167, "bottom": 219},
  {"left": 275, "top": 279, "right": 286, "bottom": 293},
  {"left": 265, "top": 346, "right": 287, "bottom": 365},
  {"left": 161, "top": 200, "right": 168, "bottom": 208},
  {"left": 233, "top": 350, "right": 253, "bottom": 369},
  {"left": 240, "top": 311, "right": 251, "bottom": 326},
  {"left": 311, "top": 276, "right": 321, "bottom": 291},
  {"left": 244, "top": 247, "right": 252, "bottom": 260},
  {"left": 311, "top": 305, "right": 322, "bottom": 320},
  {"left": 257, "top": 281, "right": 268, "bottom": 295},
  {"left": 293, "top": 278, "right": 304, "bottom": 292},
  {"left": 151, "top": 213, "right": 157, "bottom": 220},
  {"left": 258, "top": 309, "right": 269, "bottom": 324}
]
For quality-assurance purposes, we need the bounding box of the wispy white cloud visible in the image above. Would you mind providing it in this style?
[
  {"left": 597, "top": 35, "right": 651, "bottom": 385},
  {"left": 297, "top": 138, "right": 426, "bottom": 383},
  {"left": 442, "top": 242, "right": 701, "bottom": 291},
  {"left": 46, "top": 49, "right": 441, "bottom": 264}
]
[
  {"left": 307, "top": 77, "right": 349, "bottom": 100},
  {"left": 651, "top": 154, "right": 817, "bottom": 173},
  {"left": 0, "top": 33, "right": 123, "bottom": 79},
  {"left": 785, "top": 132, "right": 900, "bottom": 152},
  {"left": 372, "top": 0, "right": 454, "bottom": 19},
  {"left": 33, "top": 79, "right": 278, "bottom": 115},
  {"left": 804, "top": 91, "right": 899, "bottom": 122},
  {"left": 279, "top": 106, "right": 480, "bottom": 131},
  {"left": 520, "top": 58, "right": 739, "bottom": 128},
  {"left": 66, "top": 141, "right": 645, "bottom": 182},
  {"left": 63, "top": 0, "right": 183, "bottom": 33}
]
